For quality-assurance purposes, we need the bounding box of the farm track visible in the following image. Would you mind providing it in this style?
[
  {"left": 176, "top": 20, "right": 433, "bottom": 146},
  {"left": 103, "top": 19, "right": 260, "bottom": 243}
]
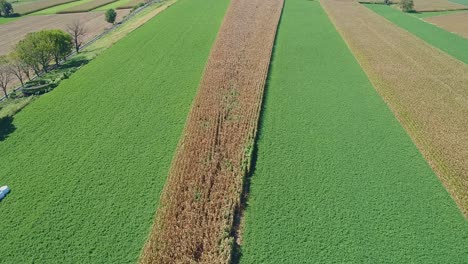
[
  {"left": 321, "top": 0, "right": 468, "bottom": 215},
  {"left": 140, "top": 0, "right": 284, "bottom": 262}
]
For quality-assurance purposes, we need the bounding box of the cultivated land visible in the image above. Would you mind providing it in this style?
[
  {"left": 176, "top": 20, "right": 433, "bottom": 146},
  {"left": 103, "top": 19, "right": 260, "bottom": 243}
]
[
  {"left": 411, "top": 0, "right": 467, "bottom": 11},
  {"left": 365, "top": 4, "right": 468, "bottom": 63},
  {"left": 0, "top": 9, "right": 129, "bottom": 55},
  {"left": 58, "top": 0, "right": 118, "bottom": 13},
  {"left": 325, "top": 0, "right": 468, "bottom": 212},
  {"left": 0, "top": 0, "right": 228, "bottom": 262},
  {"left": 140, "top": 0, "right": 283, "bottom": 262},
  {"left": 141, "top": 0, "right": 283, "bottom": 263},
  {"left": 13, "top": 0, "right": 77, "bottom": 14},
  {"left": 239, "top": 0, "right": 468, "bottom": 263},
  {"left": 327, "top": 1, "right": 468, "bottom": 214},
  {"left": 425, "top": 11, "right": 468, "bottom": 38},
  {"left": 31, "top": 0, "right": 95, "bottom": 14}
]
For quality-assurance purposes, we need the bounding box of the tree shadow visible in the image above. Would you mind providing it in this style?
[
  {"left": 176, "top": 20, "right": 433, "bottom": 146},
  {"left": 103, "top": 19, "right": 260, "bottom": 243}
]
[
  {"left": 230, "top": 5, "right": 284, "bottom": 264},
  {"left": 0, "top": 116, "right": 16, "bottom": 142}
]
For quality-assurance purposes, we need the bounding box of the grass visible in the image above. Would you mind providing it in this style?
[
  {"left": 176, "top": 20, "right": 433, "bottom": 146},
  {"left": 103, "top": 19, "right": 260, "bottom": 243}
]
[
  {"left": 448, "top": 0, "right": 468, "bottom": 6},
  {"left": 239, "top": 0, "right": 468, "bottom": 263},
  {"left": 0, "top": 16, "right": 21, "bottom": 24},
  {"left": 93, "top": 0, "right": 133, "bottom": 11},
  {"left": 365, "top": 4, "right": 468, "bottom": 63},
  {"left": 82, "top": 0, "right": 171, "bottom": 57},
  {"left": 411, "top": 9, "right": 468, "bottom": 17},
  {"left": 0, "top": 0, "right": 228, "bottom": 262},
  {"left": 31, "top": 0, "right": 95, "bottom": 14}
]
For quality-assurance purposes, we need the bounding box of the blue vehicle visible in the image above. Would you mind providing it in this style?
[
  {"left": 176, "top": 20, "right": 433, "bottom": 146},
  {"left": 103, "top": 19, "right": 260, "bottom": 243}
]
[{"left": 0, "top": 186, "right": 10, "bottom": 201}]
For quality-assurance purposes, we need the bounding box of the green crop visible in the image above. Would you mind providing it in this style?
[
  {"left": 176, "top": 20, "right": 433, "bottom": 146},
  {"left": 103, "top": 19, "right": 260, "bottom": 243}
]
[
  {"left": 365, "top": 4, "right": 468, "bottom": 63},
  {"left": 0, "top": 0, "right": 228, "bottom": 262},
  {"left": 239, "top": 0, "right": 468, "bottom": 263}
]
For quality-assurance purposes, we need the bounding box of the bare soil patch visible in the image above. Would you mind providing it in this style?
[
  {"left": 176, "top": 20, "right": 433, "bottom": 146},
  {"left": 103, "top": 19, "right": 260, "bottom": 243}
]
[
  {"left": 13, "top": 0, "right": 78, "bottom": 14},
  {"left": 425, "top": 12, "right": 468, "bottom": 38},
  {"left": 139, "top": 0, "right": 284, "bottom": 263},
  {"left": 322, "top": 0, "right": 468, "bottom": 216},
  {"left": 0, "top": 9, "right": 129, "bottom": 56},
  {"left": 412, "top": 0, "right": 467, "bottom": 11}
]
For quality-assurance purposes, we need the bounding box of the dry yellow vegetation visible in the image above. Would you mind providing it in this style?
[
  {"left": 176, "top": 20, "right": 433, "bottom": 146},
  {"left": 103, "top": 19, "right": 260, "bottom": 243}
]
[
  {"left": 140, "top": 0, "right": 284, "bottom": 262},
  {"left": 321, "top": 0, "right": 468, "bottom": 216}
]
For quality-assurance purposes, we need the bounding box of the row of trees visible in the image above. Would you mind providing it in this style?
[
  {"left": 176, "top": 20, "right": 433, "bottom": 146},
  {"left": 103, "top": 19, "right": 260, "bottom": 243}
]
[{"left": 0, "top": 21, "right": 87, "bottom": 98}]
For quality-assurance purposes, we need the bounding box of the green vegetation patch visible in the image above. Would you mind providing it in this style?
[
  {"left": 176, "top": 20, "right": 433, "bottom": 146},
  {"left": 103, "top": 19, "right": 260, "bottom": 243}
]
[
  {"left": 365, "top": 4, "right": 468, "bottom": 63},
  {"left": 0, "top": 16, "right": 20, "bottom": 24},
  {"left": 31, "top": 0, "right": 94, "bottom": 14},
  {"left": 0, "top": 0, "right": 228, "bottom": 262},
  {"left": 93, "top": 0, "right": 131, "bottom": 11},
  {"left": 410, "top": 9, "right": 468, "bottom": 18},
  {"left": 239, "top": 0, "right": 468, "bottom": 263},
  {"left": 448, "top": 0, "right": 468, "bottom": 6}
]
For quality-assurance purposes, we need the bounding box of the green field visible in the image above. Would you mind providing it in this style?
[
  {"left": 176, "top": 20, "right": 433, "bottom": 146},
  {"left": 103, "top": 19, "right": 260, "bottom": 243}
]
[
  {"left": 0, "top": 0, "right": 228, "bottom": 262},
  {"left": 31, "top": 0, "right": 93, "bottom": 14},
  {"left": 411, "top": 9, "right": 468, "bottom": 18},
  {"left": 0, "top": 16, "right": 20, "bottom": 24},
  {"left": 94, "top": 0, "right": 132, "bottom": 11},
  {"left": 448, "top": 0, "right": 468, "bottom": 6},
  {"left": 365, "top": 4, "right": 468, "bottom": 63},
  {"left": 239, "top": 0, "right": 468, "bottom": 263}
]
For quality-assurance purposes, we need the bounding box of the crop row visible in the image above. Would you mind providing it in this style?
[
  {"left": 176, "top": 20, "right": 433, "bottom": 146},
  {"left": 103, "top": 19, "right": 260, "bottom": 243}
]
[
  {"left": 13, "top": 0, "right": 78, "bottom": 14},
  {"left": 0, "top": 0, "right": 229, "bottom": 262},
  {"left": 140, "top": 0, "right": 284, "bottom": 263},
  {"left": 238, "top": 0, "right": 468, "bottom": 262},
  {"left": 328, "top": 0, "right": 468, "bottom": 216},
  {"left": 57, "top": 0, "right": 117, "bottom": 13}
]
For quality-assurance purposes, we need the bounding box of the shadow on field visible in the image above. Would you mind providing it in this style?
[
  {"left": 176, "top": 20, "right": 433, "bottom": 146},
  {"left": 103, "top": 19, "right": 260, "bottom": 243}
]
[
  {"left": 0, "top": 116, "right": 16, "bottom": 142},
  {"left": 230, "top": 5, "right": 284, "bottom": 264}
]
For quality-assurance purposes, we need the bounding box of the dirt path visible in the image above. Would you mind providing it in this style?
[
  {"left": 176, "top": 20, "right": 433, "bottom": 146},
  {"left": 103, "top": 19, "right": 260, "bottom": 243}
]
[
  {"left": 321, "top": 0, "right": 468, "bottom": 216},
  {"left": 139, "top": 0, "right": 284, "bottom": 262}
]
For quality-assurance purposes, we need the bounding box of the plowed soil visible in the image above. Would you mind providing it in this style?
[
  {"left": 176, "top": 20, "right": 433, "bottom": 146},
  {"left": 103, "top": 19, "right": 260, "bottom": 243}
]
[
  {"left": 425, "top": 11, "right": 468, "bottom": 38},
  {"left": 0, "top": 10, "right": 129, "bottom": 56},
  {"left": 140, "top": 0, "right": 284, "bottom": 263},
  {"left": 321, "top": 0, "right": 468, "bottom": 216}
]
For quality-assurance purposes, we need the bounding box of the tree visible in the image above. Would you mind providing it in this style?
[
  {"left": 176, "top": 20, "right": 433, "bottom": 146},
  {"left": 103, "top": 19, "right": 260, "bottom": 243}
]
[
  {"left": 105, "top": 9, "right": 117, "bottom": 24},
  {"left": 8, "top": 52, "right": 28, "bottom": 87},
  {"left": 15, "top": 31, "right": 53, "bottom": 73},
  {"left": 0, "top": 56, "right": 12, "bottom": 99},
  {"left": 49, "top": 30, "right": 73, "bottom": 65},
  {"left": 15, "top": 30, "right": 72, "bottom": 74},
  {"left": 67, "top": 20, "right": 87, "bottom": 53},
  {"left": 0, "top": 0, "right": 13, "bottom": 17},
  {"left": 400, "top": 0, "right": 414, "bottom": 12}
]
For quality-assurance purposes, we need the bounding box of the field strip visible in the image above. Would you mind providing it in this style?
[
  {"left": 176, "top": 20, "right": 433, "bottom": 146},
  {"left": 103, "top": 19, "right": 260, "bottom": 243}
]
[
  {"left": 322, "top": 0, "right": 468, "bottom": 216},
  {"left": 31, "top": 0, "right": 96, "bottom": 15},
  {"left": 13, "top": 0, "right": 78, "bottom": 14},
  {"left": 238, "top": 0, "right": 468, "bottom": 262},
  {"left": 424, "top": 12, "right": 468, "bottom": 39},
  {"left": 57, "top": 0, "right": 118, "bottom": 13},
  {"left": 364, "top": 4, "right": 468, "bottom": 63},
  {"left": 0, "top": 10, "right": 130, "bottom": 56},
  {"left": 0, "top": 0, "right": 229, "bottom": 262},
  {"left": 140, "top": 0, "right": 284, "bottom": 262},
  {"left": 84, "top": 0, "right": 177, "bottom": 53}
]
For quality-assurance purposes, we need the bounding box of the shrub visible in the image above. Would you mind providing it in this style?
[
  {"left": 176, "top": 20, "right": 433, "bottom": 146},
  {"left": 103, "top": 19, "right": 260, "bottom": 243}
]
[{"left": 400, "top": 0, "right": 414, "bottom": 12}]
